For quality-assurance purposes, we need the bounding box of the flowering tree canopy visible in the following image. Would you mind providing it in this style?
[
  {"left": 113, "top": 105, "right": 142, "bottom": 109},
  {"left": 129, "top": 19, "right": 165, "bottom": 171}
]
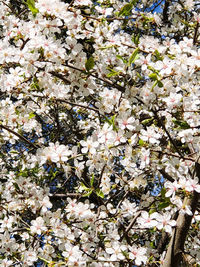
[{"left": 0, "top": 0, "right": 200, "bottom": 266}]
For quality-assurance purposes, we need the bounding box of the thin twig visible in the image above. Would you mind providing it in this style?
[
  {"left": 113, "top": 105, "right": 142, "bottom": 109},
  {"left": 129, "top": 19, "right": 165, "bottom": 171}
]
[
  {"left": 65, "top": 62, "right": 126, "bottom": 93},
  {"left": 151, "top": 149, "right": 196, "bottom": 162},
  {"left": 50, "top": 193, "right": 81, "bottom": 198},
  {"left": 152, "top": 109, "right": 184, "bottom": 158},
  {"left": 56, "top": 98, "right": 99, "bottom": 113},
  {"left": 125, "top": 211, "right": 141, "bottom": 233},
  {"left": 0, "top": 123, "right": 38, "bottom": 149},
  {"left": 193, "top": 22, "right": 199, "bottom": 45}
]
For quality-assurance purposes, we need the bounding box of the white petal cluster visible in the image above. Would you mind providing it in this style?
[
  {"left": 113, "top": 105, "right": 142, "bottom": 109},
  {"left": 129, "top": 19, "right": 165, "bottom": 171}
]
[{"left": 0, "top": 0, "right": 199, "bottom": 266}]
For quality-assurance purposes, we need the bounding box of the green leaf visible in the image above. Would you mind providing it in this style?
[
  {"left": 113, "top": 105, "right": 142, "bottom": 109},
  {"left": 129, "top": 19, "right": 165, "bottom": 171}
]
[
  {"left": 149, "top": 73, "right": 158, "bottom": 81},
  {"left": 118, "top": 3, "right": 133, "bottom": 16},
  {"left": 110, "top": 115, "right": 117, "bottom": 131},
  {"left": 106, "top": 69, "right": 120, "bottom": 78},
  {"left": 10, "top": 151, "right": 19, "bottom": 154},
  {"left": 150, "top": 241, "right": 155, "bottom": 249},
  {"left": 15, "top": 109, "right": 20, "bottom": 115},
  {"left": 141, "top": 118, "right": 154, "bottom": 126},
  {"left": 128, "top": 48, "right": 139, "bottom": 66},
  {"left": 95, "top": 189, "right": 104, "bottom": 198},
  {"left": 154, "top": 50, "right": 163, "bottom": 61},
  {"left": 24, "top": 0, "right": 39, "bottom": 16},
  {"left": 147, "top": 65, "right": 159, "bottom": 73},
  {"left": 138, "top": 139, "right": 144, "bottom": 146},
  {"left": 19, "top": 169, "right": 29, "bottom": 177},
  {"left": 104, "top": 116, "right": 112, "bottom": 126},
  {"left": 104, "top": 115, "right": 117, "bottom": 131},
  {"left": 80, "top": 182, "right": 90, "bottom": 191},
  {"left": 90, "top": 174, "right": 95, "bottom": 187},
  {"left": 82, "top": 189, "right": 93, "bottom": 197},
  {"left": 172, "top": 119, "right": 190, "bottom": 129},
  {"left": 158, "top": 201, "right": 170, "bottom": 210},
  {"left": 168, "top": 54, "right": 176, "bottom": 60},
  {"left": 116, "top": 55, "right": 127, "bottom": 64},
  {"left": 152, "top": 80, "right": 158, "bottom": 89},
  {"left": 28, "top": 112, "right": 35, "bottom": 119},
  {"left": 161, "top": 188, "right": 166, "bottom": 198},
  {"left": 38, "top": 256, "right": 51, "bottom": 264},
  {"left": 157, "top": 80, "right": 163, "bottom": 88},
  {"left": 132, "top": 34, "right": 140, "bottom": 45},
  {"left": 136, "top": 71, "right": 143, "bottom": 79},
  {"left": 52, "top": 170, "right": 58, "bottom": 179},
  {"left": 31, "top": 82, "right": 40, "bottom": 90},
  {"left": 85, "top": 57, "right": 95, "bottom": 72},
  {"left": 99, "top": 45, "right": 115, "bottom": 50},
  {"left": 118, "top": 0, "right": 137, "bottom": 17}
]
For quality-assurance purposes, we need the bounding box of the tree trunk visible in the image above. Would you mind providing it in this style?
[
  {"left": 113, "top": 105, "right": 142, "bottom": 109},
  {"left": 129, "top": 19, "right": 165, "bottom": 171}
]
[{"left": 162, "top": 162, "right": 200, "bottom": 267}]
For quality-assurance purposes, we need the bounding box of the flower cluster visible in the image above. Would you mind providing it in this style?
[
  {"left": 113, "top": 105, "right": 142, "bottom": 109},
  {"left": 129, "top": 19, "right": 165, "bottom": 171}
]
[{"left": 0, "top": 0, "right": 200, "bottom": 266}]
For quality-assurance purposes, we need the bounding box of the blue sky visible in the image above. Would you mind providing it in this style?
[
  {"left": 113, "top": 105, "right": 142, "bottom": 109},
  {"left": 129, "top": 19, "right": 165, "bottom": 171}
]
[{"left": 153, "top": 0, "right": 165, "bottom": 13}]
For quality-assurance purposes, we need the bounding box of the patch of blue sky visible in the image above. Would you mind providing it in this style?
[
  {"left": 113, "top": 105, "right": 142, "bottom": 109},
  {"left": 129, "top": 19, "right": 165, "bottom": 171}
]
[
  {"left": 151, "top": 174, "right": 165, "bottom": 196},
  {"left": 152, "top": 0, "right": 165, "bottom": 13}
]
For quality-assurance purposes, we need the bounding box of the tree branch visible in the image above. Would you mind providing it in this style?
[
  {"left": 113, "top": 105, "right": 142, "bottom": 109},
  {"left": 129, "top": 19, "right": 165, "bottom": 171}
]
[
  {"left": 162, "top": 0, "right": 171, "bottom": 24},
  {"left": 0, "top": 123, "right": 38, "bottom": 149},
  {"left": 193, "top": 22, "right": 199, "bottom": 45},
  {"left": 152, "top": 109, "right": 184, "bottom": 158},
  {"left": 162, "top": 160, "right": 200, "bottom": 266}
]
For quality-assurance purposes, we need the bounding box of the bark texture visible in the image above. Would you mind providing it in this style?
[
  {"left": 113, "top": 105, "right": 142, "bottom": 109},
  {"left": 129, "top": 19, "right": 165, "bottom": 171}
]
[{"left": 162, "top": 162, "right": 200, "bottom": 267}]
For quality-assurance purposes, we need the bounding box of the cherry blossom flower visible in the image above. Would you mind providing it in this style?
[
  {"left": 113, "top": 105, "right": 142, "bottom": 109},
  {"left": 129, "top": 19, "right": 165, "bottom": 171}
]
[
  {"left": 30, "top": 217, "right": 47, "bottom": 235},
  {"left": 128, "top": 246, "right": 147, "bottom": 265},
  {"left": 95, "top": 6, "right": 113, "bottom": 16},
  {"left": 154, "top": 57, "right": 174, "bottom": 76},
  {"left": 154, "top": 213, "right": 176, "bottom": 234},
  {"left": 118, "top": 115, "right": 137, "bottom": 131},
  {"left": 23, "top": 250, "right": 38, "bottom": 266},
  {"left": 40, "top": 196, "right": 53, "bottom": 213},
  {"left": 172, "top": 197, "right": 193, "bottom": 216},
  {"left": 185, "top": 178, "right": 200, "bottom": 193},
  {"left": 137, "top": 211, "right": 158, "bottom": 228},
  {"left": 80, "top": 137, "right": 99, "bottom": 154},
  {"left": 164, "top": 92, "right": 182, "bottom": 110},
  {"left": 74, "top": 0, "right": 92, "bottom": 6},
  {"left": 140, "top": 126, "right": 161, "bottom": 144},
  {"left": 0, "top": 216, "right": 14, "bottom": 232},
  {"left": 106, "top": 242, "right": 127, "bottom": 261},
  {"left": 52, "top": 144, "right": 71, "bottom": 163},
  {"left": 121, "top": 199, "right": 138, "bottom": 218},
  {"left": 37, "top": 143, "right": 71, "bottom": 164},
  {"left": 135, "top": 54, "right": 152, "bottom": 71},
  {"left": 140, "top": 148, "right": 150, "bottom": 169},
  {"left": 0, "top": 0, "right": 199, "bottom": 266},
  {"left": 165, "top": 180, "right": 181, "bottom": 198},
  {"left": 0, "top": 259, "right": 13, "bottom": 267},
  {"left": 62, "top": 243, "right": 83, "bottom": 263}
]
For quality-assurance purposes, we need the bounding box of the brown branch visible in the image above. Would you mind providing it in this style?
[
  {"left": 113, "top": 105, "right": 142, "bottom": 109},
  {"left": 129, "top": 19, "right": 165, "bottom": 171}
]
[
  {"left": 125, "top": 211, "right": 141, "bottom": 234},
  {"left": 151, "top": 0, "right": 164, "bottom": 13},
  {"left": 20, "top": 38, "right": 30, "bottom": 50},
  {"left": 65, "top": 62, "right": 126, "bottom": 93},
  {"left": 162, "top": 0, "right": 171, "bottom": 24},
  {"left": 162, "top": 195, "right": 198, "bottom": 266},
  {"left": 159, "top": 169, "right": 175, "bottom": 183},
  {"left": 49, "top": 71, "right": 71, "bottom": 85},
  {"left": 162, "top": 160, "right": 200, "bottom": 267},
  {"left": 157, "top": 212, "right": 179, "bottom": 255},
  {"left": 56, "top": 98, "right": 99, "bottom": 113},
  {"left": 0, "top": 123, "right": 38, "bottom": 149},
  {"left": 152, "top": 109, "right": 184, "bottom": 158},
  {"left": 81, "top": 14, "right": 138, "bottom": 21},
  {"left": 151, "top": 149, "right": 195, "bottom": 162},
  {"left": 50, "top": 193, "right": 81, "bottom": 198},
  {"left": 193, "top": 22, "right": 199, "bottom": 45}
]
